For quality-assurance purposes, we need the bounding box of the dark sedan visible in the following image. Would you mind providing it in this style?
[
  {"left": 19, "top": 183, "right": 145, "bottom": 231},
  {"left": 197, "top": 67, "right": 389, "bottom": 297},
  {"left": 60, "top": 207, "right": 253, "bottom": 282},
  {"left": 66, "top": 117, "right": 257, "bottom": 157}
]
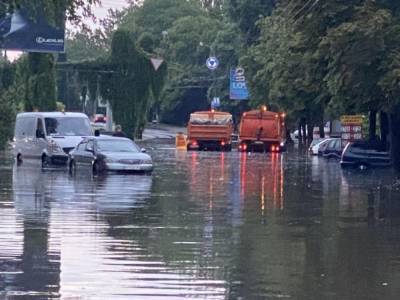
[
  {"left": 69, "top": 136, "right": 153, "bottom": 174},
  {"left": 321, "top": 138, "right": 342, "bottom": 159},
  {"left": 340, "top": 141, "right": 391, "bottom": 169}
]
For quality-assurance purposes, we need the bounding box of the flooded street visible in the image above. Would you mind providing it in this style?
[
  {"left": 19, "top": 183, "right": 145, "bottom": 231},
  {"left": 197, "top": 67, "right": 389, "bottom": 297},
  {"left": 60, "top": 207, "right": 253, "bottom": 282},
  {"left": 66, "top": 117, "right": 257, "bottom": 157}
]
[{"left": 1, "top": 140, "right": 400, "bottom": 299}]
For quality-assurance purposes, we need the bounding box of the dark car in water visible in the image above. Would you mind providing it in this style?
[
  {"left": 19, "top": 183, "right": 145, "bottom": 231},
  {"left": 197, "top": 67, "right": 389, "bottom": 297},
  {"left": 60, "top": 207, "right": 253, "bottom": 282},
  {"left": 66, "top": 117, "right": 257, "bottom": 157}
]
[
  {"left": 69, "top": 136, "right": 153, "bottom": 174},
  {"left": 322, "top": 138, "right": 342, "bottom": 159},
  {"left": 340, "top": 141, "right": 391, "bottom": 169}
]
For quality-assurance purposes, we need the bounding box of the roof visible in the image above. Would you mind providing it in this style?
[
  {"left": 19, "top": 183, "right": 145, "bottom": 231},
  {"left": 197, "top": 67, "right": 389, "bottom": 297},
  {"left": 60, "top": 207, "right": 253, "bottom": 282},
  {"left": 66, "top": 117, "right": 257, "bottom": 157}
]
[
  {"left": 243, "top": 110, "right": 278, "bottom": 117},
  {"left": 17, "top": 112, "right": 89, "bottom": 118},
  {"left": 85, "top": 136, "right": 133, "bottom": 142},
  {"left": 190, "top": 111, "right": 232, "bottom": 116}
]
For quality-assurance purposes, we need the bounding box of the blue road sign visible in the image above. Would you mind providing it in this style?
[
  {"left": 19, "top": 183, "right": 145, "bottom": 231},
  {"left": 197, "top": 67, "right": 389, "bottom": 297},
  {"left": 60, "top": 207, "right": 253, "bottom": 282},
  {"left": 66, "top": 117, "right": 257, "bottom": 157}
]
[{"left": 206, "top": 57, "right": 219, "bottom": 70}]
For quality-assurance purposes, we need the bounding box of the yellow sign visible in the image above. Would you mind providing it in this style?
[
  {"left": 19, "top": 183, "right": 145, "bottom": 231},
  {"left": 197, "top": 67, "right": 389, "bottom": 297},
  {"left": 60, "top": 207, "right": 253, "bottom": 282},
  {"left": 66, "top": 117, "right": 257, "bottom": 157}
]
[
  {"left": 175, "top": 133, "right": 187, "bottom": 149},
  {"left": 340, "top": 115, "right": 364, "bottom": 124}
]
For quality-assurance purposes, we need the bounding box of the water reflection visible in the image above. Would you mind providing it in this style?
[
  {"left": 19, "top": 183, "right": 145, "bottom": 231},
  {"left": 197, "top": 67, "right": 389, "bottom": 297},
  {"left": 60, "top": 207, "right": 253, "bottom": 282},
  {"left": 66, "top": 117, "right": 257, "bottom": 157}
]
[{"left": 0, "top": 145, "right": 400, "bottom": 299}]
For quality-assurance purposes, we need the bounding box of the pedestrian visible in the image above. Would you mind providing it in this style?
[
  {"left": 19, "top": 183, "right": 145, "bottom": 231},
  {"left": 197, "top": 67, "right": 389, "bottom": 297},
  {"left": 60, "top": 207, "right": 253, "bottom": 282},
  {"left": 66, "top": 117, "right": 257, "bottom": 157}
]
[{"left": 113, "top": 125, "right": 128, "bottom": 138}]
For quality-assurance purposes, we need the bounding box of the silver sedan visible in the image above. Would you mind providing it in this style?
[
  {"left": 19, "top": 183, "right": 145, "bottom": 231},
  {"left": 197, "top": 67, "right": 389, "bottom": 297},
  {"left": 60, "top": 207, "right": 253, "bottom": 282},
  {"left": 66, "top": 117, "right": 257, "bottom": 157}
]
[{"left": 69, "top": 136, "right": 153, "bottom": 174}]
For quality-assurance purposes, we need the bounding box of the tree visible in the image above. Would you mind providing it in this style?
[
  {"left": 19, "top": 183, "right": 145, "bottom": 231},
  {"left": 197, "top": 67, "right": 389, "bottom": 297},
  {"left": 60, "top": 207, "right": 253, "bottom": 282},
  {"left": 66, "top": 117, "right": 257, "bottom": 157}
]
[{"left": 99, "top": 29, "right": 166, "bottom": 139}]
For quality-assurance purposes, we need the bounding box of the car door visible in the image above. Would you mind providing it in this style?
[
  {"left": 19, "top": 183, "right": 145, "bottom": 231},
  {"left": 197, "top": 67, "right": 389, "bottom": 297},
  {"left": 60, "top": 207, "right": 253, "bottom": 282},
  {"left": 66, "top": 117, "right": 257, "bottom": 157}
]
[
  {"left": 334, "top": 139, "right": 342, "bottom": 159},
  {"left": 72, "top": 141, "right": 87, "bottom": 166},
  {"left": 81, "top": 140, "right": 95, "bottom": 166},
  {"left": 35, "top": 118, "right": 47, "bottom": 159}
]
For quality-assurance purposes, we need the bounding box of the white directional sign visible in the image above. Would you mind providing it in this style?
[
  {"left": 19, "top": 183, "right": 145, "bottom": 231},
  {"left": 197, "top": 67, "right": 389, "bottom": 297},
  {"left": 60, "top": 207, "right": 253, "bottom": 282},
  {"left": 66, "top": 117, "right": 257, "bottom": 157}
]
[{"left": 206, "top": 57, "right": 219, "bottom": 70}]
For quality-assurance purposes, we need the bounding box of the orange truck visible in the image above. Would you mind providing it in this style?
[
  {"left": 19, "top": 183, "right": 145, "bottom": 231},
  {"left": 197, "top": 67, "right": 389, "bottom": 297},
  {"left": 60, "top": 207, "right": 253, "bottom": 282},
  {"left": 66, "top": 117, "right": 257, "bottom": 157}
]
[
  {"left": 238, "top": 107, "right": 286, "bottom": 152},
  {"left": 187, "top": 111, "right": 233, "bottom": 151}
]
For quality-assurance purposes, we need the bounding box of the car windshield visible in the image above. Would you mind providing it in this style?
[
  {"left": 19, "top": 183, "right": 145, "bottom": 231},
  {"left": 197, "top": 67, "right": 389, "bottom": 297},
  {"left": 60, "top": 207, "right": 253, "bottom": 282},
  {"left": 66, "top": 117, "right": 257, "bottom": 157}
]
[
  {"left": 45, "top": 117, "right": 92, "bottom": 136},
  {"left": 97, "top": 139, "right": 140, "bottom": 153}
]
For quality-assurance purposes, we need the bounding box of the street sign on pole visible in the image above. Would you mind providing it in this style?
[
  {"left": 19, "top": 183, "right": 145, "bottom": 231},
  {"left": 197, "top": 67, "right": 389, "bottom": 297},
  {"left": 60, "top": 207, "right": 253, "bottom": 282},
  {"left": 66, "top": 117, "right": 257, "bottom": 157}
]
[
  {"left": 211, "top": 97, "right": 220, "bottom": 109},
  {"left": 151, "top": 58, "right": 164, "bottom": 71},
  {"left": 206, "top": 57, "right": 219, "bottom": 70}
]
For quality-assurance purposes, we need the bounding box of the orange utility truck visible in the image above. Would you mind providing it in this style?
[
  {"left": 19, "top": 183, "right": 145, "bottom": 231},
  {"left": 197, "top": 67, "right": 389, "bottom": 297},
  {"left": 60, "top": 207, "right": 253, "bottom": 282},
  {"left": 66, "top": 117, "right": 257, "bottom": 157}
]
[
  {"left": 238, "top": 106, "right": 286, "bottom": 152},
  {"left": 187, "top": 111, "right": 233, "bottom": 151}
]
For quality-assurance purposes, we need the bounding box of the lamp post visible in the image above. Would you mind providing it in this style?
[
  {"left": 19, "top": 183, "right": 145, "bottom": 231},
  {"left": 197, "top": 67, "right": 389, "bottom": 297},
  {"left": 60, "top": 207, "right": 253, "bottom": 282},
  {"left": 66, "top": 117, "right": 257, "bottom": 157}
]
[{"left": 199, "top": 41, "right": 219, "bottom": 109}]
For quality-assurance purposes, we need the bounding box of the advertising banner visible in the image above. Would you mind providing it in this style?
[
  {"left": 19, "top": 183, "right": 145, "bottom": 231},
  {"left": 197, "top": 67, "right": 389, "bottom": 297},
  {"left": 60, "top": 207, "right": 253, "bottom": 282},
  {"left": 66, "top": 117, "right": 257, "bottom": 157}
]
[
  {"left": 230, "top": 67, "right": 249, "bottom": 100},
  {"left": 0, "top": 9, "right": 65, "bottom": 53},
  {"left": 341, "top": 115, "right": 364, "bottom": 145}
]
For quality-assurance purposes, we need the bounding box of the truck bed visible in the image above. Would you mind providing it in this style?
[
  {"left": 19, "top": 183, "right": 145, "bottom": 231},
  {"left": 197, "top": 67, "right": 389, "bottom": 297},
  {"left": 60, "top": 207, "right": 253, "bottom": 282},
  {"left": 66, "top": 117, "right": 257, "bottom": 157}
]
[{"left": 188, "top": 124, "right": 232, "bottom": 141}]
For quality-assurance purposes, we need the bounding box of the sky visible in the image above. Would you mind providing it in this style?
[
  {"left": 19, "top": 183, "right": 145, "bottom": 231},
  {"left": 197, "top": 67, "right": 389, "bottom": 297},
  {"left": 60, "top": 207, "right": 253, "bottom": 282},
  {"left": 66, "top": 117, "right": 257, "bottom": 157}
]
[{"left": 3, "top": 0, "right": 129, "bottom": 61}]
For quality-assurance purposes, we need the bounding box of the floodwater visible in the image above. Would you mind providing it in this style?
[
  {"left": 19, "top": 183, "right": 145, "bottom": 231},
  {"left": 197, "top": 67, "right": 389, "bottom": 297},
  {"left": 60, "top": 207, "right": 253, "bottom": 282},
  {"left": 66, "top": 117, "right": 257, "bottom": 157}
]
[{"left": 1, "top": 141, "right": 400, "bottom": 300}]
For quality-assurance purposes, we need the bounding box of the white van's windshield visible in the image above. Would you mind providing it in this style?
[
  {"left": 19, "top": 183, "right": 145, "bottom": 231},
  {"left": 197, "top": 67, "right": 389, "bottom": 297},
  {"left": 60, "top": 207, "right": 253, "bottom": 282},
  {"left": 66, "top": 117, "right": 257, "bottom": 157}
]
[{"left": 45, "top": 117, "right": 92, "bottom": 136}]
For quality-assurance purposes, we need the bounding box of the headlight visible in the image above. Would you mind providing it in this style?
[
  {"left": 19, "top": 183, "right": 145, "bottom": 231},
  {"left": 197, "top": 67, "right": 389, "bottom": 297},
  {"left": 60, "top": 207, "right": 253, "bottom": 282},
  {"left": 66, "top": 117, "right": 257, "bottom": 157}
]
[
  {"left": 280, "top": 142, "right": 285, "bottom": 147},
  {"left": 49, "top": 140, "right": 63, "bottom": 153}
]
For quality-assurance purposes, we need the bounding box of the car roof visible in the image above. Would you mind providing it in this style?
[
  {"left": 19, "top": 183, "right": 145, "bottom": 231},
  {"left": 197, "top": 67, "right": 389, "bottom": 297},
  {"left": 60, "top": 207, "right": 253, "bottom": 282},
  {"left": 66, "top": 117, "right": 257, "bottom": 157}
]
[
  {"left": 85, "top": 136, "right": 133, "bottom": 142},
  {"left": 17, "top": 112, "right": 88, "bottom": 118}
]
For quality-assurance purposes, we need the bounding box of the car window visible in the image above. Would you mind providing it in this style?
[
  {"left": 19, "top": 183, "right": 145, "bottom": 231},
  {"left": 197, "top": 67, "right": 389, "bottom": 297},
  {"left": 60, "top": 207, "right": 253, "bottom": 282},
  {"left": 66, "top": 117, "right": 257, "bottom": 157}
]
[
  {"left": 36, "top": 118, "right": 45, "bottom": 135},
  {"left": 334, "top": 140, "right": 341, "bottom": 150},
  {"left": 97, "top": 139, "right": 140, "bottom": 152},
  {"left": 15, "top": 117, "right": 36, "bottom": 138},
  {"left": 86, "top": 141, "right": 94, "bottom": 151},
  {"left": 45, "top": 117, "right": 92, "bottom": 136},
  {"left": 77, "top": 141, "right": 87, "bottom": 151}
]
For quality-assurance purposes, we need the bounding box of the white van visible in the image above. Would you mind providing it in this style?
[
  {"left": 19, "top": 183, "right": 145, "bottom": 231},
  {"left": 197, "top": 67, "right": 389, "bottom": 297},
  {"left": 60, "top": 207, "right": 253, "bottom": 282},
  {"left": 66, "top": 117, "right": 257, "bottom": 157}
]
[{"left": 13, "top": 112, "right": 93, "bottom": 166}]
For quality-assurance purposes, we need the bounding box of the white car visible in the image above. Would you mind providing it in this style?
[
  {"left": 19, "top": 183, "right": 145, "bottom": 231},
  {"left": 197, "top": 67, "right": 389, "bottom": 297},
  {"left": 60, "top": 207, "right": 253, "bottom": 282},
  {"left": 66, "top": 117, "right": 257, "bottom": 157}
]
[{"left": 309, "top": 138, "right": 330, "bottom": 155}]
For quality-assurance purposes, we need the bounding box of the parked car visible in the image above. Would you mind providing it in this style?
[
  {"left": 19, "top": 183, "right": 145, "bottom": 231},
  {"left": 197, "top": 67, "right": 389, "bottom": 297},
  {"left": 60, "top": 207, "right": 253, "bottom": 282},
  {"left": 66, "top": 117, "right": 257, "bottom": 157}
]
[
  {"left": 317, "top": 138, "right": 335, "bottom": 156},
  {"left": 69, "top": 136, "right": 153, "bottom": 174},
  {"left": 340, "top": 141, "right": 391, "bottom": 169},
  {"left": 322, "top": 138, "right": 342, "bottom": 159},
  {"left": 309, "top": 138, "right": 328, "bottom": 155},
  {"left": 13, "top": 112, "right": 93, "bottom": 167}
]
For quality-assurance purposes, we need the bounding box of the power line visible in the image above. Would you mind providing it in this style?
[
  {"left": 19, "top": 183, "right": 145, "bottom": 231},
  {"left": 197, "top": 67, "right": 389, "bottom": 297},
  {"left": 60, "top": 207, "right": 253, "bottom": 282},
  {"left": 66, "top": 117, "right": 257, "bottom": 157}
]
[{"left": 291, "top": 0, "right": 320, "bottom": 25}]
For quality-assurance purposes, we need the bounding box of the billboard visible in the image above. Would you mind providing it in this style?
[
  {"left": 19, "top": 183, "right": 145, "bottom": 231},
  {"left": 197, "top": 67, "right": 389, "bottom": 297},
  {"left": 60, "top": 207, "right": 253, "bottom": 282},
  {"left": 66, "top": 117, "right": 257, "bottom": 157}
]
[
  {"left": 230, "top": 67, "right": 249, "bottom": 100},
  {"left": 341, "top": 115, "right": 364, "bottom": 145},
  {"left": 0, "top": 9, "right": 65, "bottom": 53}
]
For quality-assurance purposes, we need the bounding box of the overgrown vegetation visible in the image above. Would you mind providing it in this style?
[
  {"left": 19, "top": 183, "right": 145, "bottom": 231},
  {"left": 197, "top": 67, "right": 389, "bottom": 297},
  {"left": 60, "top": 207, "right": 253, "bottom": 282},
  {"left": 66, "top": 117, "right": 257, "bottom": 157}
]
[{"left": 2, "top": 0, "right": 400, "bottom": 166}]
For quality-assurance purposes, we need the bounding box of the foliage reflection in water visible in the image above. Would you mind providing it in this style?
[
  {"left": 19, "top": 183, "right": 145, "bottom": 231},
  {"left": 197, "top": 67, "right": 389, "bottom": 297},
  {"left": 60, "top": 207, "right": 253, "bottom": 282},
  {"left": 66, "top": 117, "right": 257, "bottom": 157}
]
[{"left": 0, "top": 145, "right": 400, "bottom": 299}]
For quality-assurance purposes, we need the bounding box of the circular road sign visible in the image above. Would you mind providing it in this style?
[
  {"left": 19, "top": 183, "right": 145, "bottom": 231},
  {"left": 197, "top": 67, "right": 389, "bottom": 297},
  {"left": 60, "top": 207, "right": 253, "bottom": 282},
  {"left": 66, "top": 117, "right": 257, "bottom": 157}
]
[{"left": 206, "top": 57, "right": 219, "bottom": 70}]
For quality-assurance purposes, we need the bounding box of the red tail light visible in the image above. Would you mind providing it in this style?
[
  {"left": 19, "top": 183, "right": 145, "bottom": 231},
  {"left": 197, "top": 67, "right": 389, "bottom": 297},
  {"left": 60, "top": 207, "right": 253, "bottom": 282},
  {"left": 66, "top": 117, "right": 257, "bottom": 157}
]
[
  {"left": 271, "top": 145, "right": 276, "bottom": 152},
  {"left": 191, "top": 140, "right": 198, "bottom": 146},
  {"left": 221, "top": 141, "right": 226, "bottom": 146}
]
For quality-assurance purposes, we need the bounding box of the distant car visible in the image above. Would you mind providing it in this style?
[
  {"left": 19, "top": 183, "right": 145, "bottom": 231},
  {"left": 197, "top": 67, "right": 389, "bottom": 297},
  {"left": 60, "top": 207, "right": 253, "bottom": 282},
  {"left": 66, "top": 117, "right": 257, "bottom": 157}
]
[
  {"left": 317, "top": 138, "right": 335, "bottom": 156},
  {"left": 309, "top": 138, "right": 328, "bottom": 155},
  {"left": 322, "top": 138, "right": 342, "bottom": 159},
  {"left": 340, "top": 141, "right": 391, "bottom": 170},
  {"left": 69, "top": 136, "right": 153, "bottom": 174}
]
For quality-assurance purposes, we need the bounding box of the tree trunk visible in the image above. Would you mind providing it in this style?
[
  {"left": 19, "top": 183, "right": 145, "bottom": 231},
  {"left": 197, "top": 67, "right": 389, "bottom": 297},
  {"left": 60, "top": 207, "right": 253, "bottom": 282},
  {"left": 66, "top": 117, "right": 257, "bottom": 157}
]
[
  {"left": 380, "top": 111, "right": 389, "bottom": 150},
  {"left": 298, "top": 122, "right": 302, "bottom": 140},
  {"left": 319, "top": 123, "right": 325, "bottom": 138},
  {"left": 369, "top": 110, "right": 377, "bottom": 141},
  {"left": 307, "top": 123, "right": 314, "bottom": 144}
]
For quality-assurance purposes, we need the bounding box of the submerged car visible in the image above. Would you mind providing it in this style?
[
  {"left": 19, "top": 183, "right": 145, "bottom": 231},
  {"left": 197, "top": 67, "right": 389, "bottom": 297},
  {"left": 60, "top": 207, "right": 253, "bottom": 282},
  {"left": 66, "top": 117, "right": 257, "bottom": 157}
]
[
  {"left": 69, "top": 136, "right": 153, "bottom": 173},
  {"left": 322, "top": 138, "right": 342, "bottom": 159},
  {"left": 340, "top": 141, "right": 391, "bottom": 169},
  {"left": 309, "top": 138, "right": 328, "bottom": 155}
]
